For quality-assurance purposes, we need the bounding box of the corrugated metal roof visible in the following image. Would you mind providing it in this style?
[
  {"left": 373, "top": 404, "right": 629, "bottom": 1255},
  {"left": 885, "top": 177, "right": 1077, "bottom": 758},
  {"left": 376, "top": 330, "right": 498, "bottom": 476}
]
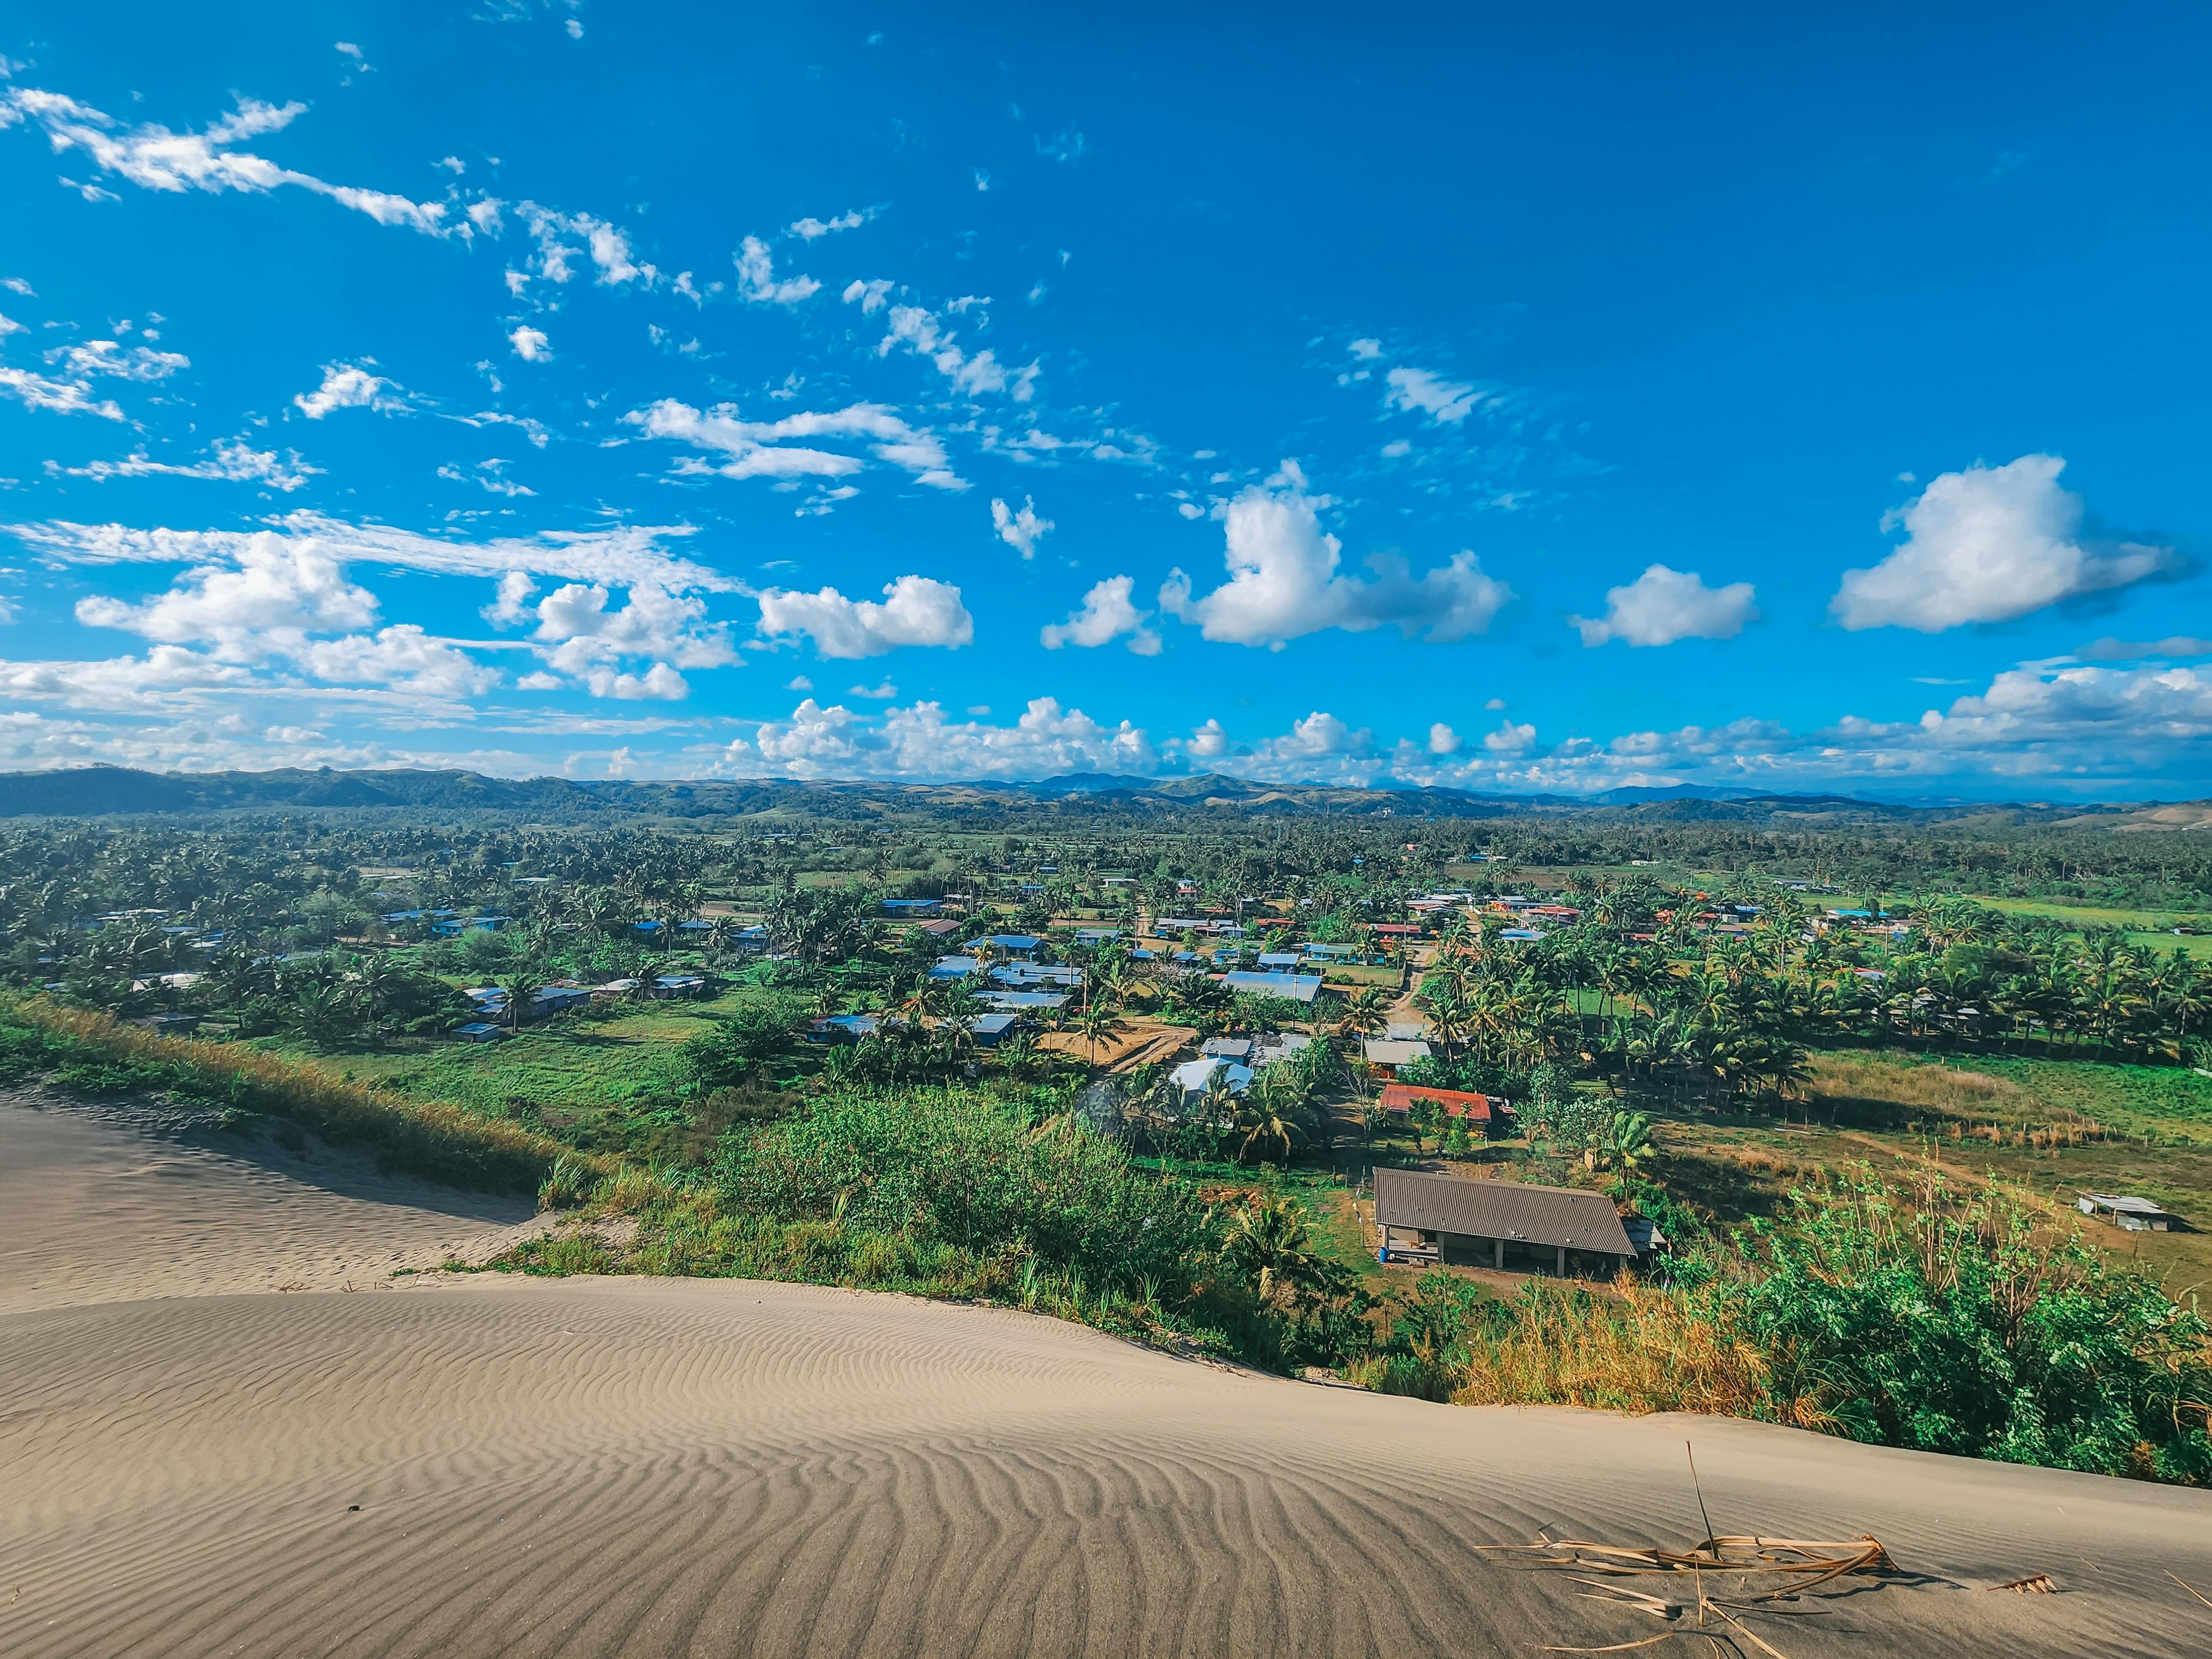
[{"left": 1374, "top": 1168, "right": 1634, "bottom": 1256}]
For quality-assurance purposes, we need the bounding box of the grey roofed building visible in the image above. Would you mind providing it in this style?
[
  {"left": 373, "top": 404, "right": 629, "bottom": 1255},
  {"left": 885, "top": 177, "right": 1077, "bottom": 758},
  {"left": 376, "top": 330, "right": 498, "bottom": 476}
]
[
  {"left": 1374, "top": 1167, "right": 1635, "bottom": 1277},
  {"left": 2077, "top": 1192, "right": 2179, "bottom": 1231},
  {"left": 1362, "top": 1037, "right": 1432, "bottom": 1068},
  {"left": 979, "top": 989, "right": 1068, "bottom": 1011},
  {"left": 1221, "top": 969, "right": 1323, "bottom": 1003}
]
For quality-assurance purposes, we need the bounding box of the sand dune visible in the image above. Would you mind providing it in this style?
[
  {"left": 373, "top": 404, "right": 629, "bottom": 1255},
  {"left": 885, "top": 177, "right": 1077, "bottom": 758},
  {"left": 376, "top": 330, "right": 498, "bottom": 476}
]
[
  {"left": 0, "top": 1091, "right": 544, "bottom": 1312},
  {"left": 3, "top": 1091, "right": 2209, "bottom": 1657}
]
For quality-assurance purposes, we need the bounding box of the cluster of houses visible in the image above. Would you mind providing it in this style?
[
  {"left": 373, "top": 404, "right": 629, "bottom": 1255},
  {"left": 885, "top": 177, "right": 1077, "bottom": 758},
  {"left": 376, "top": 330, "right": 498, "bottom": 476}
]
[
  {"left": 453, "top": 972, "right": 713, "bottom": 1042},
  {"left": 384, "top": 907, "right": 771, "bottom": 952}
]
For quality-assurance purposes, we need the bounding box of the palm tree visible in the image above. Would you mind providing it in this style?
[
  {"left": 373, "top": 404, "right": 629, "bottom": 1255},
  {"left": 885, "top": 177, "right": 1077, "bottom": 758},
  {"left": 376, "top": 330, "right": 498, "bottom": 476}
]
[
  {"left": 1335, "top": 984, "right": 1390, "bottom": 1041},
  {"left": 353, "top": 952, "right": 397, "bottom": 1034},
  {"left": 1221, "top": 1195, "right": 1326, "bottom": 1306},
  {"left": 1592, "top": 1110, "right": 1654, "bottom": 1174},
  {"left": 1072, "top": 1001, "right": 1126, "bottom": 1068},
  {"left": 291, "top": 978, "right": 354, "bottom": 1044},
  {"left": 499, "top": 966, "right": 544, "bottom": 1032}
]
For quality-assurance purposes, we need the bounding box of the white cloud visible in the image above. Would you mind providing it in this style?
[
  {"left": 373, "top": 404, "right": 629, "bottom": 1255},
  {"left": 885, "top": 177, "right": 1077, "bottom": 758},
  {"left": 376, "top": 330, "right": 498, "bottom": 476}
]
[
  {"left": 508, "top": 325, "right": 551, "bottom": 361},
  {"left": 1349, "top": 338, "right": 1383, "bottom": 360},
  {"left": 578, "top": 217, "right": 643, "bottom": 284},
  {"left": 737, "top": 695, "right": 1151, "bottom": 781},
  {"left": 1832, "top": 455, "right": 2176, "bottom": 632},
  {"left": 9, "top": 512, "right": 739, "bottom": 593},
  {"left": 585, "top": 662, "right": 687, "bottom": 700},
  {"left": 790, "top": 208, "right": 870, "bottom": 239},
  {"left": 1483, "top": 719, "right": 1537, "bottom": 754},
  {"left": 0, "top": 364, "right": 123, "bottom": 419},
  {"left": 300, "top": 625, "right": 499, "bottom": 697},
  {"left": 529, "top": 582, "right": 734, "bottom": 676},
  {"left": 1040, "top": 575, "right": 1160, "bottom": 655},
  {"left": 293, "top": 362, "right": 400, "bottom": 418},
  {"left": 848, "top": 680, "right": 898, "bottom": 699},
  {"left": 50, "top": 339, "right": 189, "bottom": 380},
  {"left": 755, "top": 576, "right": 974, "bottom": 659},
  {"left": 842, "top": 277, "right": 893, "bottom": 314},
  {"left": 4, "top": 87, "right": 453, "bottom": 236},
  {"left": 878, "top": 304, "right": 1036, "bottom": 402},
  {"left": 501, "top": 204, "right": 656, "bottom": 289},
  {"left": 734, "top": 235, "right": 820, "bottom": 305},
  {"left": 990, "top": 494, "right": 1052, "bottom": 558},
  {"left": 1158, "top": 462, "right": 1511, "bottom": 649},
  {"left": 1571, "top": 564, "right": 1758, "bottom": 648},
  {"left": 0, "top": 646, "right": 254, "bottom": 708},
  {"left": 51, "top": 439, "right": 319, "bottom": 492},
  {"left": 1385, "top": 366, "right": 1488, "bottom": 424},
  {"left": 1427, "top": 722, "right": 1460, "bottom": 755},
  {"left": 483, "top": 571, "right": 537, "bottom": 626},
  {"left": 1269, "top": 710, "right": 1366, "bottom": 757},
  {"left": 1187, "top": 718, "right": 1232, "bottom": 759},
  {"left": 627, "top": 398, "right": 964, "bottom": 489},
  {"left": 74, "top": 536, "right": 378, "bottom": 659}
]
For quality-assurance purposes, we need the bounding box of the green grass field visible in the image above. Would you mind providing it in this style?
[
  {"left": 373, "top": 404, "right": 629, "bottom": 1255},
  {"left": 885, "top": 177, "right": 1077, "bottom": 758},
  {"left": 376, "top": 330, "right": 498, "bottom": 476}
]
[
  {"left": 1787, "top": 1047, "right": 2212, "bottom": 1291},
  {"left": 257, "top": 985, "right": 805, "bottom": 1160},
  {"left": 1946, "top": 895, "right": 2212, "bottom": 933}
]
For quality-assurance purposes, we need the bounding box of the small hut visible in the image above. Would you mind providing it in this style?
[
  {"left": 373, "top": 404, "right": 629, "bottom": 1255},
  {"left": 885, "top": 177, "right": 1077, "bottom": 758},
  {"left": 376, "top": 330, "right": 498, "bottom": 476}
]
[{"left": 1374, "top": 1167, "right": 1635, "bottom": 1279}]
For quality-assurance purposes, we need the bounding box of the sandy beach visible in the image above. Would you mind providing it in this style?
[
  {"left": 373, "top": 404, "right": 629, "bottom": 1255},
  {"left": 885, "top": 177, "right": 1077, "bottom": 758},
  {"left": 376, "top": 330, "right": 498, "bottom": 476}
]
[{"left": 2, "top": 1089, "right": 2207, "bottom": 1657}]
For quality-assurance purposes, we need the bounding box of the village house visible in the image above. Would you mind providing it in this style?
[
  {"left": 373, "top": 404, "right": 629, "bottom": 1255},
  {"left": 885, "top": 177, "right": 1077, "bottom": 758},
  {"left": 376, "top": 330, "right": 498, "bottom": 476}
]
[
  {"left": 1361, "top": 1036, "right": 1432, "bottom": 1075},
  {"left": 1220, "top": 969, "right": 1323, "bottom": 1004},
  {"left": 1379, "top": 1083, "right": 1503, "bottom": 1133},
  {"left": 2077, "top": 1192, "right": 2180, "bottom": 1232},
  {"left": 1373, "top": 1168, "right": 1636, "bottom": 1278}
]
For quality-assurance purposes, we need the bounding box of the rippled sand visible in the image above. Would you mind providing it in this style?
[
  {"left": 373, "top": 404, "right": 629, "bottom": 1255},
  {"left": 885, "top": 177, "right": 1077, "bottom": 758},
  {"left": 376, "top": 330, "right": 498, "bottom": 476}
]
[{"left": 2, "top": 1092, "right": 2206, "bottom": 1656}]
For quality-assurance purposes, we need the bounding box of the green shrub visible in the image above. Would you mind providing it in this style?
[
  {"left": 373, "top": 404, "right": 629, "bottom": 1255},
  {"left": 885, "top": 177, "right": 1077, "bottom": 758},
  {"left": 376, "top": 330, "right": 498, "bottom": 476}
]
[
  {"left": 713, "top": 1083, "right": 1223, "bottom": 1297},
  {"left": 538, "top": 1154, "right": 594, "bottom": 1210},
  {"left": 1724, "top": 1168, "right": 2211, "bottom": 1481}
]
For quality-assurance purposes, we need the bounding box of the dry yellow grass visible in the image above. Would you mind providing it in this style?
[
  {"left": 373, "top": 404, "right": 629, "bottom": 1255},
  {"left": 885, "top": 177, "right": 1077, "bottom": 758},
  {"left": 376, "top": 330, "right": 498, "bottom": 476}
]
[
  {"left": 4, "top": 995, "right": 585, "bottom": 1193},
  {"left": 1448, "top": 1280, "right": 1833, "bottom": 1430}
]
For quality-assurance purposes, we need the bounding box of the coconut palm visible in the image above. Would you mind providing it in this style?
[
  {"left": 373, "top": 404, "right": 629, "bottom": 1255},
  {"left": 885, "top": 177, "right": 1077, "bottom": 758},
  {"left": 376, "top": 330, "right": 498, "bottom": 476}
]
[
  {"left": 1592, "top": 1109, "right": 1654, "bottom": 1173},
  {"left": 1072, "top": 1001, "right": 1126, "bottom": 1067},
  {"left": 1335, "top": 984, "right": 1390, "bottom": 1041},
  {"left": 1220, "top": 1195, "right": 1328, "bottom": 1306}
]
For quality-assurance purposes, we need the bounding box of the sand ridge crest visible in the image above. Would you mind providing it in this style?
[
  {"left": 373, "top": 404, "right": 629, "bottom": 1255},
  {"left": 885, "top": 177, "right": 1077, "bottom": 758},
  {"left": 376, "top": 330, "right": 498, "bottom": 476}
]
[{"left": 3, "top": 1091, "right": 2209, "bottom": 1656}]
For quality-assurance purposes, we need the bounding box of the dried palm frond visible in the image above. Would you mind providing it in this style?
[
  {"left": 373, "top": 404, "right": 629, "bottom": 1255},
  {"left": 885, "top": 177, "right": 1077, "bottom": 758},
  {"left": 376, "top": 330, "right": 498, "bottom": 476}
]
[{"left": 1484, "top": 1531, "right": 1900, "bottom": 1659}]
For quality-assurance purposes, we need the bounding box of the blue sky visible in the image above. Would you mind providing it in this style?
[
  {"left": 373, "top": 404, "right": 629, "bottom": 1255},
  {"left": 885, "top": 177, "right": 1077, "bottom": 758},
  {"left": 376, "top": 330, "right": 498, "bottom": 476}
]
[{"left": 2, "top": 2, "right": 2209, "bottom": 796}]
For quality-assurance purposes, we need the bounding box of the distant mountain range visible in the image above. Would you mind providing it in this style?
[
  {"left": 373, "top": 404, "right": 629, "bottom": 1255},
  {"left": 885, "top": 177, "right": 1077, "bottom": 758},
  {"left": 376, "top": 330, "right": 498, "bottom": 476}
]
[{"left": 0, "top": 763, "right": 2194, "bottom": 830}]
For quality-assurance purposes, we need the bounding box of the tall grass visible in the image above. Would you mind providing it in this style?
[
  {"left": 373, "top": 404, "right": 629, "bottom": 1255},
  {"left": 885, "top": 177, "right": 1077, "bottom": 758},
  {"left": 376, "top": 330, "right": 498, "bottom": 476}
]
[
  {"left": 1358, "top": 1164, "right": 2211, "bottom": 1484},
  {"left": 0, "top": 993, "right": 578, "bottom": 1193},
  {"left": 1449, "top": 1281, "right": 1828, "bottom": 1426}
]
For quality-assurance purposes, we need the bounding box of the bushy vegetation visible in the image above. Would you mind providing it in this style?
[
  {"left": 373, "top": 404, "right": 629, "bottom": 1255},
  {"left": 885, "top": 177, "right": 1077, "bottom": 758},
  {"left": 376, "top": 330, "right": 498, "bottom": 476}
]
[
  {"left": 1358, "top": 1167, "right": 2211, "bottom": 1483},
  {"left": 0, "top": 993, "right": 571, "bottom": 1191}
]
